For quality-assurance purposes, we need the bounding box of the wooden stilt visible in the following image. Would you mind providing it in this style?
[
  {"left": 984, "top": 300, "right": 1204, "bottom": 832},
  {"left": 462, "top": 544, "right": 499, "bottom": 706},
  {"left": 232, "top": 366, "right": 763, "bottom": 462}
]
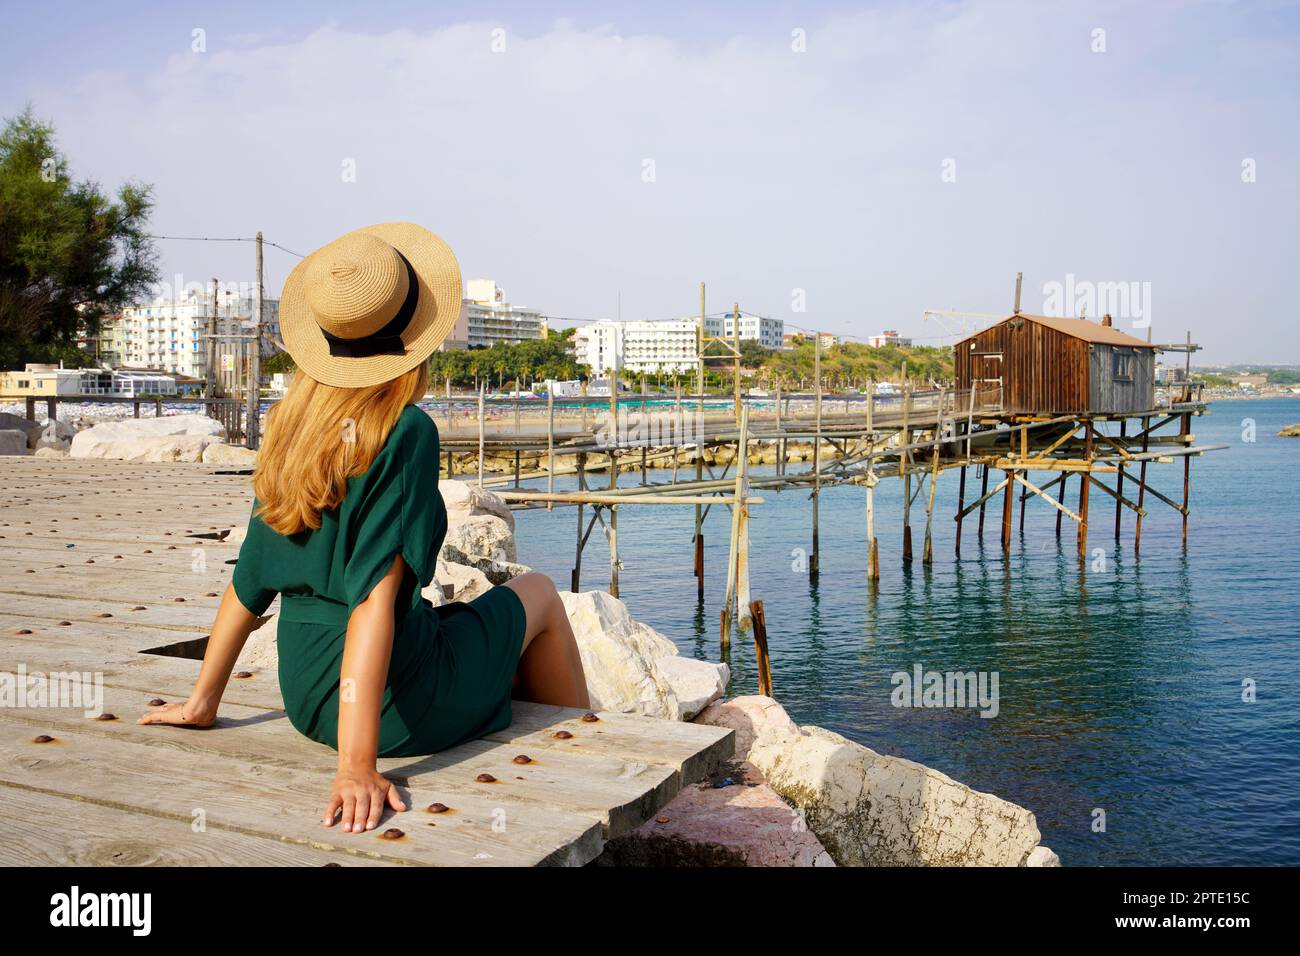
[
  {"left": 922, "top": 405, "right": 942, "bottom": 564},
  {"left": 866, "top": 475, "right": 880, "bottom": 580},
  {"left": 1056, "top": 473, "right": 1068, "bottom": 537},
  {"left": 750, "top": 600, "right": 773, "bottom": 697},
  {"left": 901, "top": 386, "right": 913, "bottom": 561},
  {"left": 955, "top": 464, "right": 967, "bottom": 557},
  {"left": 572, "top": 452, "right": 587, "bottom": 592},
  {"left": 1135, "top": 416, "right": 1150, "bottom": 554},
  {"left": 1113, "top": 420, "right": 1126, "bottom": 539},
  {"left": 694, "top": 531, "right": 705, "bottom": 602},
  {"left": 977, "top": 464, "right": 989, "bottom": 537},
  {"left": 1001, "top": 468, "right": 1014, "bottom": 553},
  {"left": 1077, "top": 423, "right": 1092, "bottom": 560},
  {"left": 1181, "top": 412, "right": 1191, "bottom": 544}
]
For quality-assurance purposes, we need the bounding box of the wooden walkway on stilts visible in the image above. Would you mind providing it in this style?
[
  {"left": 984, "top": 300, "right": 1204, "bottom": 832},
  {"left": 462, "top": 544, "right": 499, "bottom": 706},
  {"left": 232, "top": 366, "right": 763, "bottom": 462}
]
[{"left": 0, "top": 458, "right": 732, "bottom": 867}]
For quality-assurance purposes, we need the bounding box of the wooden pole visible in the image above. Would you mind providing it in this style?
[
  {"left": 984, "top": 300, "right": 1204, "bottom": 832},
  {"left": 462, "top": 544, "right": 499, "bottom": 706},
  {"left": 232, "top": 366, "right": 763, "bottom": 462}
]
[
  {"left": 811, "top": 332, "right": 822, "bottom": 580},
  {"left": 572, "top": 452, "right": 587, "bottom": 592},
  {"left": 1113, "top": 420, "right": 1126, "bottom": 539},
  {"left": 1135, "top": 415, "right": 1151, "bottom": 554},
  {"left": 1077, "top": 422, "right": 1092, "bottom": 560},
  {"left": 733, "top": 302, "right": 741, "bottom": 423},
  {"left": 866, "top": 475, "right": 880, "bottom": 580},
  {"left": 1181, "top": 411, "right": 1192, "bottom": 544},
  {"left": 476, "top": 383, "right": 485, "bottom": 487},
  {"left": 1056, "top": 473, "right": 1068, "bottom": 537},
  {"left": 546, "top": 391, "right": 555, "bottom": 512},
  {"left": 750, "top": 600, "right": 773, "bottom": 697},
  {"left": 922, "top": 389, "right": 943, "bottom": 564},
  {"left": 901, "top": 381, "right": 913, "bottom": 561},
  {"left": 722, "top": 405, "right": 750, "bottom": 648},
  {"left": 955, "top": 464, "right": 967, "bottom": 557},
  {"left": 247, "top": 232, "right": 263, "bottom": 449},
  {"left": 1001, "top": 467, "right": 1014, "bottom": 553}
]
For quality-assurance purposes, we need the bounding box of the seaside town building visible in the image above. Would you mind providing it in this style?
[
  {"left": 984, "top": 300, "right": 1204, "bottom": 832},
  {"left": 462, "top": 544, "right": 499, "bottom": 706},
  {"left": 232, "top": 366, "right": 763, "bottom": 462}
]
[
  {"left": 0, "top": 363, "right": 177, "bottom": 398},
  {"left": 574, "top": 313, "right": 785, "bottom": 377},
  {"left": 115, "top": 290, "right": 282, "bottom": 377},
  {"left": 463, "top": 279, "right": 546, "bottom": 348}
]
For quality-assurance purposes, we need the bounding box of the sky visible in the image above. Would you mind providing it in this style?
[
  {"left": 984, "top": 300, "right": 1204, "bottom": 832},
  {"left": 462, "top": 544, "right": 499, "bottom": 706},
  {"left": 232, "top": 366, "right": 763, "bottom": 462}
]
[{"left": 2, "top": 0, "right": 1297, "bottom": 363}]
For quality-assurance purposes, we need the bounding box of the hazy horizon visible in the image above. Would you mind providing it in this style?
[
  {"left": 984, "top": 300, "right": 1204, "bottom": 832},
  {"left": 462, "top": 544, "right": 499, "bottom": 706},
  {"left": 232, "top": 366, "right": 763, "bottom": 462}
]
[{"left": 2, "top": 0, "right": 1297, "bottom": 364}]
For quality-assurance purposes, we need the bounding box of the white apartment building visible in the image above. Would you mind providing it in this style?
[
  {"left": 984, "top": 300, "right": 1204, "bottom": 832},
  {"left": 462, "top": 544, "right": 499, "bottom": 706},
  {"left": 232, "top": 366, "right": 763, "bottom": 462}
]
[
  {"left": 703, "top": 313, "right": 784, "bottom": 350},
  {"left": 117, "top": 290, "right": 281, "bottom": 377},
  {"left": 464, "top": 279, "right": 546, "bottom": 348},
  {"left": 572, "top": 321, "right": 623, "bottom": 377},
  {"left": 573, "top": 319, "right": 702, "bottom": 376}
]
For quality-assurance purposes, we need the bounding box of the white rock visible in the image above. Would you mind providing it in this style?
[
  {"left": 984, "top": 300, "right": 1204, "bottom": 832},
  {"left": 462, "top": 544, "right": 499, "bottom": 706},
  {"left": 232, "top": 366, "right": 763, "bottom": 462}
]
[
  {"left": 0, "top": 430, "right": 29, "bottom": 455},
  {"left": 694, "top": 695, "right": 801, "bottom": 758},
  {"left": 235, "top": 614, "right": 279, "bottom": 671},
  {"left": 440, "top": 514, "right": 517, "bottom": 564},
  {"left": 748, "top": 725, "right": 1042, "bottom": 867},
  {"left": 560, "top": 590, "right": 682, "bottom": 720},
  {"left": 440, "top": 480, "right": 515, "bottom": 530},
  {"left": 202, "top": 443, "right": 259, "bottom": 466},
  {"left": 32, "top": 446, "right": 69, "bottom": 458},
  {"left": 70, "top": 414, "right": 225, "bottom": 460},
  {"left": 1025, "top": 845, "right": 1061, "bottom": 867},
  {"left": 422, "top": 559, "right": 493, "bottom": 605},
  {"left": 655, "top": 656, "right": 729, "bottom": 719}
]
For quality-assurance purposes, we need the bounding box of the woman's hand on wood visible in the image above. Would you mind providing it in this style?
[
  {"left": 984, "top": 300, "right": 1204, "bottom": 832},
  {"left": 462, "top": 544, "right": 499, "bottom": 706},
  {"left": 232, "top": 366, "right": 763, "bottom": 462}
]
[
  {"left": 136, "top": 695, "right": 217, "bottom": 727},
  {"left": 324, "top": 765, "right": 407, "bottom": 832}
]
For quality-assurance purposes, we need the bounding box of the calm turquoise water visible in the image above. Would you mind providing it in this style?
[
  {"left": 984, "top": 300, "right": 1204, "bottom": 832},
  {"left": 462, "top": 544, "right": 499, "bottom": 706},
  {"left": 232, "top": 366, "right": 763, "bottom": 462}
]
[{"left": 513, "top": 398, "right": 1300, "bottom": 866}]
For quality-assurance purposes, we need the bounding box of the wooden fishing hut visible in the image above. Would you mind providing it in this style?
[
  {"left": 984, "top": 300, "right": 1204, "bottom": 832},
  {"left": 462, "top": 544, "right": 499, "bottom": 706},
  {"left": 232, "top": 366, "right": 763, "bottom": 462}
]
[{"left": 953, "top": 312, "right": 1157, "bottom": 415}]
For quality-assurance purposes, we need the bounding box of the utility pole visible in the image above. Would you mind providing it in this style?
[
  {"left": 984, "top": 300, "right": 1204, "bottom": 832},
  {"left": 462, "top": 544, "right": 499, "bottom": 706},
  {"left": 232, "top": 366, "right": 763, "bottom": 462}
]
[
  {"left": 246, "top": 231, "right": 264, "bottom": 449},
  {"left": 732, "top": 302, "right": 741, "bottom": 422},
  {"left": 206, "top": 278, "right": 218, "bottom": 399}
]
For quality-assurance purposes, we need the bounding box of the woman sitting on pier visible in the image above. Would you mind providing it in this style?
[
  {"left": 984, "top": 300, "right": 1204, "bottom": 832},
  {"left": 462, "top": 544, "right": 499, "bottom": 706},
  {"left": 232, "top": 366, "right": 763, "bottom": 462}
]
[{"left": 139, "top": 223, "right": 590, "bottom": 834}]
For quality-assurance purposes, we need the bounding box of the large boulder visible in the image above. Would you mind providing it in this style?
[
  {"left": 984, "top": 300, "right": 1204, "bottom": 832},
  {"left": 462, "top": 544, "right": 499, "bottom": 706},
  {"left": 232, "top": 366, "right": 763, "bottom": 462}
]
[
  {"left": 559, "top": 590, "right": 683, "bottom": 720},
  {"left": 556, "top": 590, "right": 728, "bottom": 721},
  {"left": 0, "top": 430, "right": 29, "bottom": 455},
  {"left": 656, "top": 656, "right": 729, "bottom": 720},
  {"left": 0, "top": 413, "right": 42, "bottom": 447},
  {"left": 422, "top": 559, "right": 493, "bottom": 605},
  {"left": 598, "top": 761, "right": 835, "bottom": 867},
  {"left": 440, "top": 480, "right": 515, "bottom": 530},
  {"left": 441, "top": 514, "right": 517, "bottom": 563},
  {"left": 70, "top": 414, "right": 225, "bottom": 460},
  {"left": 202, "top": 443, "right": 259, "bottom": 466},
  {"left": 695, "top": 694, "right": 801, "bottom": 758},
  {"left": 32, "top": 446, "right": 69, "bottom": 459},
  {"left": 747, "top": 724, "right": 1043, "bottom": 867}
]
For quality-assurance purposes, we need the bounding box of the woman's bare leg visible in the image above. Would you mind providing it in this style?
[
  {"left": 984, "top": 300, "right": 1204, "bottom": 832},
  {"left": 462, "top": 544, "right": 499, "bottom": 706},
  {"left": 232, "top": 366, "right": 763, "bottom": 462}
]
[{"left": 503, "top": 572, "right": 590, "bottom": 710}]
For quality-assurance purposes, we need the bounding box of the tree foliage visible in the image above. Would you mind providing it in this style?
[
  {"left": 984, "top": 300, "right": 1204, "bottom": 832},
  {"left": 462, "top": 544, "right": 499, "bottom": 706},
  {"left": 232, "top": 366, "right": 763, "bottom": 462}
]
[
  {"left": 0, "top": 106, "right": 159, "bottom": 369},
  {"left": 426, "top": 337, "right": 586, "bottom": 390}
]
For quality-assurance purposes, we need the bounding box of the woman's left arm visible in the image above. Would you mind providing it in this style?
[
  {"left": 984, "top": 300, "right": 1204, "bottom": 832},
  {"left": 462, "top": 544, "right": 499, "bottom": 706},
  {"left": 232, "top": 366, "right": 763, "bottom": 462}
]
[{"left": 137, "top": 582, "right": 263, "bottom": 727}]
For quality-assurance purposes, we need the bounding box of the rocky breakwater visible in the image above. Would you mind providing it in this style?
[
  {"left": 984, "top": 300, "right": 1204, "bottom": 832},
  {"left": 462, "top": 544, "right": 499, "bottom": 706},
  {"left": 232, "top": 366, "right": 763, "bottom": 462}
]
[
  {"left": 0, "top": 410, "right": 259, "bottom": 464},
  {"left": 234, "top": 478, "right": 1056, "bottom": 867}
]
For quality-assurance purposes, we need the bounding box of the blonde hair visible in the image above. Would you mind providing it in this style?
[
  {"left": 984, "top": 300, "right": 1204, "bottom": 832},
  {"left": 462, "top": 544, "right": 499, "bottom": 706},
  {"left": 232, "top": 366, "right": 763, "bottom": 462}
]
[{"left": 253, "top": 363, "right": 429, "bottom": 535}]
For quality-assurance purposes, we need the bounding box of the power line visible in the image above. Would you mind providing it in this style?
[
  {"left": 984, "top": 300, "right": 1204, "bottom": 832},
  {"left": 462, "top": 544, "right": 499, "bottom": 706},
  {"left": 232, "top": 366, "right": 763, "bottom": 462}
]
[{"left": 145, "top": 234, "right": 305, "bottom": 258}]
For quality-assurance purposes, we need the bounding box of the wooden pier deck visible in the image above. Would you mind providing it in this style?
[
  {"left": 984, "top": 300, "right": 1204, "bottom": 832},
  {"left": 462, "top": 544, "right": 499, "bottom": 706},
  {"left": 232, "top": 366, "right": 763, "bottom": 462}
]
[{"left": 0, "top": 457, "right": 733, "bottom": 867}]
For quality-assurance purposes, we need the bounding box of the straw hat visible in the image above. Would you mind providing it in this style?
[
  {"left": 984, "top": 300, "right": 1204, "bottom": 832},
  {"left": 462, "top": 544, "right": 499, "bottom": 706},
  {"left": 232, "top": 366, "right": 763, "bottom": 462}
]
[{"left": 280, "top": 222, "right": 462, "bottom": 388}]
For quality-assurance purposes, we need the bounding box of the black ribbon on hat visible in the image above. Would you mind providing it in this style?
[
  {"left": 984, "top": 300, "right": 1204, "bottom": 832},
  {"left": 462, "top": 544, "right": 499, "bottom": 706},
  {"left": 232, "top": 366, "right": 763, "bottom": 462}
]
[{"left": 320, "top": 252, "right": 419, "bottom": 358}]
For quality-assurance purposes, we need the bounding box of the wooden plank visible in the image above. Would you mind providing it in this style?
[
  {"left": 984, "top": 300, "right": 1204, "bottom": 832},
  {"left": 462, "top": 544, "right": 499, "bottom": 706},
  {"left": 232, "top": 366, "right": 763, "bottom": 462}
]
[
  {"left": 0, "top": 710, "right": 601, "bottom": 866},
  {"left": 0, "top": 783, "right": 381, "bottom": 867}
]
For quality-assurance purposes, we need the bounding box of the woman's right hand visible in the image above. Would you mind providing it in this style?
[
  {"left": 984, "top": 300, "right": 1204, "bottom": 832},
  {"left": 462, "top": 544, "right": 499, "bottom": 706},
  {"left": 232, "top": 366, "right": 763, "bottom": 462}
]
[{"left": 324, "top": 765, "right": 407, "bottom": 832}]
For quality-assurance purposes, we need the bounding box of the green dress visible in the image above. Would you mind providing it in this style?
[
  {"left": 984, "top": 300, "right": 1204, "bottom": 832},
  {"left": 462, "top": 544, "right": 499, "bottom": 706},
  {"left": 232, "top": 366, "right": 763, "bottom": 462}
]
[{"left": 231, "top": 403, "right": 527, "bottom": 757}]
